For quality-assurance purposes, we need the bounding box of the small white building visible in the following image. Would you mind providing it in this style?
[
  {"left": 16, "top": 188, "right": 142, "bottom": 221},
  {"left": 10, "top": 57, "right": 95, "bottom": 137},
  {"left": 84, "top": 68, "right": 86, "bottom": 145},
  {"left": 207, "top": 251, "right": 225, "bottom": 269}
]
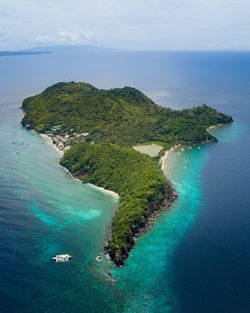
[{"left": 58, "top": 141, "right": 64, "bottom": 150}]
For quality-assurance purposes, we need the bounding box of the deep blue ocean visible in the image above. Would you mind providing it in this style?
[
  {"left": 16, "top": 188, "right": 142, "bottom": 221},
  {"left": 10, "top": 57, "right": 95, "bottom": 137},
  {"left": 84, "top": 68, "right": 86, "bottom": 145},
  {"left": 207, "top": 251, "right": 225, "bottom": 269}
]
[{"left": 0, "top": 50, "right": 249, "bottom": 313}]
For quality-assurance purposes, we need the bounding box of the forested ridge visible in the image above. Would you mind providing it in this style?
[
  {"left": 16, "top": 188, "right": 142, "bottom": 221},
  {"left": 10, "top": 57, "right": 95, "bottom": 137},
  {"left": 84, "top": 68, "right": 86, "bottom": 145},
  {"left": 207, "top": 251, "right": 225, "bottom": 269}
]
[
  {"left": 22, "top": 82, "right": 233, "bottom": 146},
  {"left": 60, "top": 143, "right": 176, "bottom": 265},
  {"left": 22, "top": 82, "right": 233, "bottom": 265}
]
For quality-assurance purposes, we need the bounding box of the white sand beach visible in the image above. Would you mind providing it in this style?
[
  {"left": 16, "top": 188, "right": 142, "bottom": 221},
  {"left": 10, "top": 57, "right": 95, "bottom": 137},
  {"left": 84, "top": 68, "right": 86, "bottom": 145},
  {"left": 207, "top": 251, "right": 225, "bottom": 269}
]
[
  {"left": 41, "top": 133, "right": 119, "bottom": 199},
  {"left": 160, "top": 150, "right": 170, "bottom": 172},
  {"left": 88, "top": 184, "right": 119, "bottom": 199},
  {"left": 206, "top": 124, "right": 223, "bottom": 131},
  {"left": 40, "top": 134, "right": 64, "bottom": 156}
]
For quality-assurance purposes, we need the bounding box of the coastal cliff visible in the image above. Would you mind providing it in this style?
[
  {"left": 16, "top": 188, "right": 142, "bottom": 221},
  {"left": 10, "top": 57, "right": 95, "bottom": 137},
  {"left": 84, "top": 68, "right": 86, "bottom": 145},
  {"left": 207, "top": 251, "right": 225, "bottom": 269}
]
[
  {"left": 60, "top": 143, "right": 177, "bottom": 265},
  {"left": 21, "top": 82, "right": 233, "bottom": 265}
]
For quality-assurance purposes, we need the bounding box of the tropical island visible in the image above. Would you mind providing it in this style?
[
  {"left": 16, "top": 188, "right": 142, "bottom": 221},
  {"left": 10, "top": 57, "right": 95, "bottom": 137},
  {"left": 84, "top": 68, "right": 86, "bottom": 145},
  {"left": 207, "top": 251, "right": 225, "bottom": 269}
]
[{"left": 21, "top": 82, "right": 233, "bottom": 265}]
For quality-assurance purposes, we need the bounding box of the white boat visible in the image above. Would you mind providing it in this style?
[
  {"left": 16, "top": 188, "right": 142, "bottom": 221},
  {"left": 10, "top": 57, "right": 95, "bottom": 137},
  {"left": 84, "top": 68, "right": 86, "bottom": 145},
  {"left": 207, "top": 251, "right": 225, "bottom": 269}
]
[
  {"left": 52, "top": 254, "right": 72, "bottom": 263},
  {"left": 96, "top": 256, "right": 103, "bottom": 262}
]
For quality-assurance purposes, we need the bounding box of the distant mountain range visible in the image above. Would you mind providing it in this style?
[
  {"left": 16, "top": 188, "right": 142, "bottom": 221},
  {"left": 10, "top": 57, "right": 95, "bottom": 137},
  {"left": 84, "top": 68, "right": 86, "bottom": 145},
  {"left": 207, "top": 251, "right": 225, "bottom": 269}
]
[
  {"left": 0, "top": 50, "right": 50, "bottom": 57},
  {"left": 30, "top": 45, "right": 117, "bottom": 52},
  {"left": 0, "top": 45, "right": 118, "bottom": 57}
]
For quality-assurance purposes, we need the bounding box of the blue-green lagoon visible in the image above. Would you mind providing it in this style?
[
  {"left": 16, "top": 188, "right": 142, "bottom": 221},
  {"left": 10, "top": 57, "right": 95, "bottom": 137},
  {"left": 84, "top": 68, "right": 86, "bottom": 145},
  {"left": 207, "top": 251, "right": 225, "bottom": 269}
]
[{"left": 1, "top": 51, "right": 250, "bottom": 313}]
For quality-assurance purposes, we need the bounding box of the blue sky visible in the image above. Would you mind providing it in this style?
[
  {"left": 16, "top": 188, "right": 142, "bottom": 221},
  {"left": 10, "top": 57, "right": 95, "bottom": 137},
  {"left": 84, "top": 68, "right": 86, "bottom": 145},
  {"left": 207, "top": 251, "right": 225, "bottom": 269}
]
[{"left": 0, "top": 0, "right": 250, "bottom": 50}]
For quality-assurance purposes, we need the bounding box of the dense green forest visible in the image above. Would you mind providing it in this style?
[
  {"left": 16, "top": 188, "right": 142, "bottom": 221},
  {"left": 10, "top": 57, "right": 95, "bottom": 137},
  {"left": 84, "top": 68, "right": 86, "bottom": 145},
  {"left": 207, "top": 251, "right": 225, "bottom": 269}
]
[
  {"left": 21, "top": 82, "right": 233, "bottom": 146},
  {"left": 22, "top": 82, "right": 233, "bottom": 265},
  {"left": 60, "top": 143, "right": 176, "bottom": 265}
]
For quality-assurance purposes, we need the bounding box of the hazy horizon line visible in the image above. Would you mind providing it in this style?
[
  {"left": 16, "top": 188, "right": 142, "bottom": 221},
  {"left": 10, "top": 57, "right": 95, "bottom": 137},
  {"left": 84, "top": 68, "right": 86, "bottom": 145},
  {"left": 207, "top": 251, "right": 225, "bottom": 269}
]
[{"left": 1, "top": 45, "right": 250, "bottom": 53}]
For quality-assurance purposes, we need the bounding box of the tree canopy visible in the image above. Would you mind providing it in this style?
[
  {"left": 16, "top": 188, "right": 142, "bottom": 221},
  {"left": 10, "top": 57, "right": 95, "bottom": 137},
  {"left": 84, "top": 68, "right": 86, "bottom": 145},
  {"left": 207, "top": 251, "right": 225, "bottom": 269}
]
[
  {"left": 22, "top": 82, "right": 233, "bottom": 146},
  {"left": 22, "top": 82, "right": 233, "bottom": 265}
]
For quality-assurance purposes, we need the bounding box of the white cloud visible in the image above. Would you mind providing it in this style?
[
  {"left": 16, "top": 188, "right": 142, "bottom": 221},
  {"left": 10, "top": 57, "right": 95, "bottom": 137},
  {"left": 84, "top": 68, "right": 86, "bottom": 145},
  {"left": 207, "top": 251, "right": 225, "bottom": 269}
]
[
  {"left": 35, "top": 35, "right": 50, "bottom": 44},
  {"left": 0, "top": 30, "right": 7, "bottom": 43},
  {"left": 35, "top": 28, "right": 96, "bottom": 45},
  {"left": 1, "top": 0, "right": 250, "bottom": 50}
]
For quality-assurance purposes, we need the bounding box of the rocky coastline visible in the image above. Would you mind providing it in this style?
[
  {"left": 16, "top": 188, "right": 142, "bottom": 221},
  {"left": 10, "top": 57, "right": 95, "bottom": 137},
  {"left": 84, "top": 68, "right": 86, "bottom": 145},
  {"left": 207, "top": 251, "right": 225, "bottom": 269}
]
[
  {"left": 25, "top": 124, "right": 177, "bottom": 267},
  {"left": 104, "top": 180, "right": 178, "bottom": 266},
  {"left": 27, "top": 124, "right": 223, "bottom": 267},
  {"left": 20, "top": 82, "right": 233, "bottom": 267}
]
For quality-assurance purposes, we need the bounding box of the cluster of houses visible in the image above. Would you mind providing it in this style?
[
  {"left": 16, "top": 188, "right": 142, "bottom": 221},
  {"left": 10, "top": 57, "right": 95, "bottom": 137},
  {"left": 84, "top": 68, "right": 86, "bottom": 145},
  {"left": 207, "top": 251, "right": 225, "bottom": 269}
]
[{"left": 46, "top": 125, "right": 89, "bottom": 152}]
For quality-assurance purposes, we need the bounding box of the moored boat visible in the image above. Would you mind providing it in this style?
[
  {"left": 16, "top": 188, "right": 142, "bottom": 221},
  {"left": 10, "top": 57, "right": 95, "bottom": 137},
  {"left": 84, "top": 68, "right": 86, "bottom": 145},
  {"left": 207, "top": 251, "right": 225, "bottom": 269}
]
[{"left": 52, "top": 254, "right": 72, "bottom": 263}]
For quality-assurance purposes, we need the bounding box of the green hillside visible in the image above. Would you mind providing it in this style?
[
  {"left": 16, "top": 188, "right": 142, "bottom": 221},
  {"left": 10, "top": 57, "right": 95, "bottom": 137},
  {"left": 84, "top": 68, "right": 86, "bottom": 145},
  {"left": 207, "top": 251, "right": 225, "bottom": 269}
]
[
  {"left": 60, "top": 143, "right": 176, "bottom": 265},
  {"left": 21, "top": 82, "right": 233, "bottom": 146},
  {"left": 21, "top": 82, "right": 233, "bottom": 265}
]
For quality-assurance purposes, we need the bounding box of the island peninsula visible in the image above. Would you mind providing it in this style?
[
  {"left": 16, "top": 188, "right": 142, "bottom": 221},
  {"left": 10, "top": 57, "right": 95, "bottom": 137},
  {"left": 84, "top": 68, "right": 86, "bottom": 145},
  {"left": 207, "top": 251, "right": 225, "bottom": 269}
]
[{"left": 21, "top": 82, "right": 233, "bottom": 265}]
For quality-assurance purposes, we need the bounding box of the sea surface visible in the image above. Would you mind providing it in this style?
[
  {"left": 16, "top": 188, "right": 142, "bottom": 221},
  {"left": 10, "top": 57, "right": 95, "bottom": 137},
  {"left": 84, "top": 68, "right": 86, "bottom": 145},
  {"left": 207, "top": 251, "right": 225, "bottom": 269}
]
[{"left": 0, "top": 50, "right": 249, "bottom": 313}]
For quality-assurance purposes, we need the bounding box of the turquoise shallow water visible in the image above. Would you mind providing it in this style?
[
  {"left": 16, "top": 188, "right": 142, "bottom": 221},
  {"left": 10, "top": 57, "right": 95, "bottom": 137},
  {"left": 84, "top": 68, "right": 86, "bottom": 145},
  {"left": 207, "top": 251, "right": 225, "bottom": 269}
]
[
  {"left": 1, "top": 51, "right": 250, "bottom": 313},
  {"left": 112, "top": 146, "right": 209, "bottom": 313},
  {"left": 112, "top": 120, "right": 246, "bottom": 313},
  {"left": 2, "top": 102, "right": 211, "bottom": 312},
  {"left": 0, "top": 103, "right": 123, "bottom": 312}
]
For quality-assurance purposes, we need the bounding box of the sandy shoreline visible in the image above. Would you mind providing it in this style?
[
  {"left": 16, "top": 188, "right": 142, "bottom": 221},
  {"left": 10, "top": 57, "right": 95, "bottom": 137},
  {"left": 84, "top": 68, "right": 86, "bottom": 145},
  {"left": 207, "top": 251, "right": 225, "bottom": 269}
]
[
  {"left": 160, "top": 147, "right": 175, "bottom": 172},
  {"left": 40, "top": 133, "right": 174, "bottom": 200},
  {"left": 206, "top": 123, "right": 223, "bottom": 131},
  {"left": 41, "top": 132, "right": 173, "bottom": 179},
  {"left": 160, "top": 150, "right": 170, "bottom": 171},
  {"left": 40, "top": 134, "right": 64, "bottom": 156},
  {"left": 40, "top": 133, "right": 119, "bottom": 199},
  {"left": 88, "top": 184, "right": 119, "bottom": 199}
]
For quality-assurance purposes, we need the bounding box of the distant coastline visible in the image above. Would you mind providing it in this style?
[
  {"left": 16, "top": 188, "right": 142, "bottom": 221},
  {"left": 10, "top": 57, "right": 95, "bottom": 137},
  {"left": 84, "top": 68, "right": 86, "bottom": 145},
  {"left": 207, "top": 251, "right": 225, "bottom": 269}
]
[
  {"left": 0, "top": 45, "right": 117, "bottom": 58},
  {"left": 0, "top": 51, "right": 50, "bottom": 57}
]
